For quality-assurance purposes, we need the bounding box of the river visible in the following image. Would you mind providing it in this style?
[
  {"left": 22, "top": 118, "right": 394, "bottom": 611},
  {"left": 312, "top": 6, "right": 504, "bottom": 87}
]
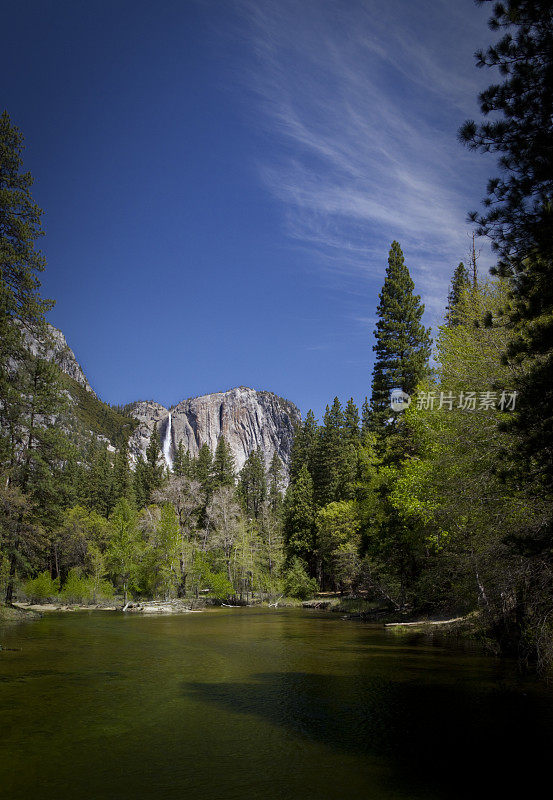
[{"left": 1, "top": 607, "right": 552, "bottom": 799}]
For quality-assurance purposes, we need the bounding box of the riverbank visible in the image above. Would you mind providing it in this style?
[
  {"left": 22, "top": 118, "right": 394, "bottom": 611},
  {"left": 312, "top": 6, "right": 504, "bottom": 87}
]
[
  {"left": 12, "top": 599, "right": 206, "bottom": 614},
  {"left": 302, "top": 595, "right": 482, "bottom": 640},
  {"left": 0, "top": 603, "right": 42, "bottom": 625},
  {"left": 11, "top": 596, "right": 300, "bottom": 615}
]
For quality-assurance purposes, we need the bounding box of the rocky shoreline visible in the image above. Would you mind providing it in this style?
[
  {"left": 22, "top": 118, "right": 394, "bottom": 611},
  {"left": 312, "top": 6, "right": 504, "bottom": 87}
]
[{"left": 12, "top": 599, "right": 206, "bottom": 615}]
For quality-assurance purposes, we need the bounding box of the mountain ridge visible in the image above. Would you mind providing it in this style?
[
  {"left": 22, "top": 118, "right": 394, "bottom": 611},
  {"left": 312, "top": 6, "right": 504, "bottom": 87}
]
[{"left": 36, "top": 324, "right": 301, "bottom": 474}]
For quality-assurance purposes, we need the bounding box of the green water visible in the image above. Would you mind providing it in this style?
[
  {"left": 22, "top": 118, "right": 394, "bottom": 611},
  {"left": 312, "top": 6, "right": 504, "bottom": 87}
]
[{"left": 1, "top": 608, "right": 552, "bottom": 800}]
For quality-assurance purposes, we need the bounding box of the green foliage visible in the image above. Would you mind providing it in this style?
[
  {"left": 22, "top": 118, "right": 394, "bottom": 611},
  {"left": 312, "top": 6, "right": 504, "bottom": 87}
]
[
  {"left": 58, "top": 372, "right": 137, "bottom": 448},
  {"left": 107, "top": 499, "right": 142, "bottom": 603},
  {"left": 133, "top": 422, "right": 165, "bottom": 508},
  {"left": 459, "top": 0, "right": 553, "bottom": 264},
  {"left": 239, "top": 448, "right": 266, "bottom": 518},
  {"left": 172, "top": 440, "right": 192, "bottom": 477},
  {"left": 446, "top": 263, "right": 471, "bottom": 326},
  {"left": 283, "top": 558, "right": 317, "bottom": 600},
  {"left": 212, "top": 436, "right": 236, "bottom": 489},
  {"left": 316, "top": 501, "right": 361, "bottom": 591},
  {"left": 284, "top": 463, "right": 315, "bottom": 566},
  {"left": 23, "top": 571, "right": 60, "bottom": 602},
  {"left": 194, "top": 443, "right": 213, "bottom": 494},
  {"left": 140, "top": 504, "right": 181, "bottom": 600},
  {"left": 60, "top": 568, "right": 114, "bottom": 604},
  {"left": 207, "top": 570, "right": 234, "bottom": 601},
  {"left": 369, "top": 241, "right": 431, "bottom": 442}
]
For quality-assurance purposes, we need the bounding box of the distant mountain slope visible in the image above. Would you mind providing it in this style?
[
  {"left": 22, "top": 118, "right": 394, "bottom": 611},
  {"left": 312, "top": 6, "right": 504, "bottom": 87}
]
[
  {"left": 29, "top": 325, "right": 301, "bottom": 473},
  {"left": 22, "top": 324, "right": 137, "bottom": 449}
]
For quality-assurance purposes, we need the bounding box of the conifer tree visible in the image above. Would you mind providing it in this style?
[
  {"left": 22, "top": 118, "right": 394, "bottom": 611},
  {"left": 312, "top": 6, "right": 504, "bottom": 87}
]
[
  {"left": 283, "top": 462, "right": 316, "bottom": 570},
  {"left": 460, "top": 1, "right": 553, "bottom": 493},
  {"left": 267, "top": 451, "right": 284, "bottom": 513},
  {"left": 369, "top": 241, "right": 431, "bottom": 438},
  {"left": 172, "top": 440, "right": 192, "bottom": 477},
  {"left": 211, "top": 436, "right": 236, "bottom": 489},
  {"left": 113, "top": 441, "right": 134, "bottom": 503},
  {"left": 0, "top": 114, "right": 70, "bottom": 602},
  {"left": 459, "top": 1, "right": 553, "bottom": 265},
  {"left": 361, "top": 398, "right": 371, "bottom": 439},
  {"left": 239, "top": 448, "right": 266, "bottom": 519},
  {"left": 87, "top": 443, "right": 115, "bottom": 516},
  {"left": 133, "top": 423, "right": 164, "bottom": 508},
  {"left": 312, "top": 398, "right": 344, "bottom": 507},
  {"left": 289, "top": 410, "right": 318, "bottom": 482},
  {"left": 194, "top": 443, "right": 213, "bottom": 494},
  {"left": 446, "top": 262, "right": 470, "bottom": 326},
  {"left": 343, "top": 398, "right": 360, "bottom": 447}
]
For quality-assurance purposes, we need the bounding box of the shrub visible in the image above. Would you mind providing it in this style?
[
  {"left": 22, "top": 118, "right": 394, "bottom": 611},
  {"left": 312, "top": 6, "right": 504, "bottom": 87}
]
[
  {"left": 60, "top": 569, "right": 114, "bottom": 604},
  {"left": 208, "top": 571, "right": 234, "bottom": 602},
  {"left": 23, "top": 571, "right": 60, "bottom": 603},
  {"left": 283, "top": 558, "right": 318, "bottom": 600}
]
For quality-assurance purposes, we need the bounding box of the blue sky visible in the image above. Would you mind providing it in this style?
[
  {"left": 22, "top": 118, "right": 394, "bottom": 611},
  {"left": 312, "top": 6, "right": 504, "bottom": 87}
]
[{"left": 2, "top": 0, "right": 495, "bottom": 419}]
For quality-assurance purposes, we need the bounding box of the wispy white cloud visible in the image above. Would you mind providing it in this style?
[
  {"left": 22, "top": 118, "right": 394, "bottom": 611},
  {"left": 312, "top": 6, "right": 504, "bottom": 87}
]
[{"left": 233, "top": 0, "right": 494, "bottom": 326}]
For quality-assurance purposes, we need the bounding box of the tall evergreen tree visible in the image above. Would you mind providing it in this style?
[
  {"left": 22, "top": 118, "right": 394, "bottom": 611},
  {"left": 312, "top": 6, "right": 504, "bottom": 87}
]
[
  {"left": 113, "top": 440, "right": 134, "bottom": 503},
  {"left": 239, "top": 448, "right": 266, "bottom": 519},
  {"left": 289, "top": 410, "right": 318, "bottom": 482},
  {"left": 283, "top": 463, "right": 316, "bottom": 570},
  {"left": 369, "top": 241, "right": 431, "bottom": 438},
  {"left": 87, "top": 443, "right": 115, "bottom": 517},
  {"left": 361, "top": 398, "right": 371, "bottom": 439},
  {"left": 194, "top": 442, "right": 213, "bottom": 494},
  {"left": 267, "top": 451, "right": 284, "bottom": 514},
  {"left": 312, "top": 398, "right": 344, "bottom": 507},
  {"left": 459, "top": 1, "right": 553, "bottom": 265},
  {"left": 172, "top": 440, "right": 192, "bottom": 478},
  {"left": 133, "top": 423, "right": 164, "bottom": 508},
  {"left": 446, "top": 262, "right": 471, "bottom": 326},
  {"left": 211, "top": 436, "right": 236, "bottom": 489},
  {"left": 343, "top": 398, "right": 360, "bottom": 447},
  {"left": 0, "top": 114, "right": 70, "bottom": 602},
  {"left": 460, "top": 1, "right": 553, "bottom": 493}
]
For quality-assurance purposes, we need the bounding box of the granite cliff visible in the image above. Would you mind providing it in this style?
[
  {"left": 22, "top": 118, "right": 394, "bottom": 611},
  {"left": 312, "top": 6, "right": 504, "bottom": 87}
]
[
  {"left": 26, "top": 325, "right": 301, "bottom": 475},
  {"left": 126, "top": 388, "right": 300, "bottom": 473}
]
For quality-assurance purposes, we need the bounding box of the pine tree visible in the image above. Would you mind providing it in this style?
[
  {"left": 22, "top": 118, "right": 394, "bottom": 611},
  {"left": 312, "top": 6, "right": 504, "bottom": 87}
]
[
  {"left": 343, "top": 398, "right": 360, "bottom": 447},
  {"left": 0, "top": 114, "right": 70, "bottom": 602},
  {"left": 283, "top": 462, "right": 316, "bottom": 570},
  {"left": 194, "top": 443, "right": 213, "bottom": 494},
  {"left": 312, "top": 398, "right": 344, "bottom": 507},
  {"left": 87, "top": 443, "right": 115, "bottom": 516},
  {"left": 267, "top": 451, "right": 284, "bottom": 513},
  {"left": 459, "top": 1, "right": 553, "bottom": 265},
  {"left": 289, "top": 410, "right": 318, "bottom": 482},
  {"left": 239, "top": 448, "right": 266, "bottom": 519},
  {"left": 172, "top": 440, "right": 192, "bottom": 477},
  {"left": 446, "top": 262, "right": 471, "bottom": 326},
  {"left": 459, "top": 2, "right": 553, "bottom": 493},
  {"left": 113, "top": 440, "right": 134, "bottom": 503},
  {"left": 0, "top": 111, "right": 51, "bottom": 337},
  {"left": 369, "top": 241, "right": 431, "bottom": 438},
  {"left": 361, "top": 398, "right": 371, "bottom": 439},
  {"left": 211, "top": 436, "right": 236, "bottom": 489},
  {"left": 133, "top": 423, "right": 164, "bottom": 508}
]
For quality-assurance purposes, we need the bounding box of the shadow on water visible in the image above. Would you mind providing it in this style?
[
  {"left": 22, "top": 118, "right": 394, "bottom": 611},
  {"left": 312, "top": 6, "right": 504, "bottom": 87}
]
[{"left": 182, "top": 669, "right": 553, "bottom": 798}]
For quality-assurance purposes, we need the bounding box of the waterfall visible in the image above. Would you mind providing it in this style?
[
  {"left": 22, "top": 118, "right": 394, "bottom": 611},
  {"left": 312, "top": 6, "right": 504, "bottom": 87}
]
[{"left": 162, "top": 413, "right": 173, "bottom": 471}]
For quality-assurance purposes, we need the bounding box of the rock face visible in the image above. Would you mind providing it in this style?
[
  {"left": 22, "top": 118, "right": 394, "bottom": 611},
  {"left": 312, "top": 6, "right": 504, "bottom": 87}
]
[
  {"left": 22, "top": 323, "right": 96, "bottom": 397},
  {"left": 127, "top": 387, "right": 301, "bottom": 475},
  {"left": 22, "top": 323, "right": 301, "bottom": 476}
]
